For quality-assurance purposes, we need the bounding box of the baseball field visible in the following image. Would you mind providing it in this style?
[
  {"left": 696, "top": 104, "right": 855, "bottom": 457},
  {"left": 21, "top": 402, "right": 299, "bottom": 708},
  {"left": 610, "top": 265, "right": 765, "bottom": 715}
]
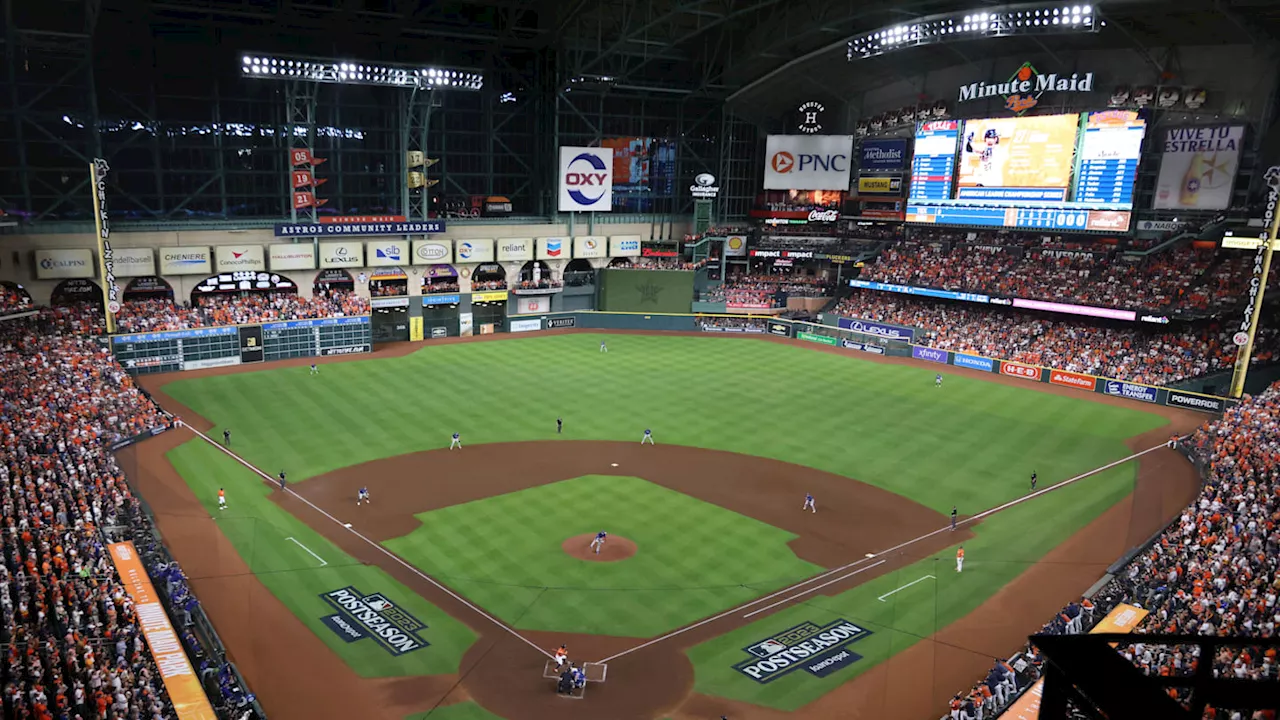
[{"left": 122, "top": 329, "right": 1203, "bottom": 720}]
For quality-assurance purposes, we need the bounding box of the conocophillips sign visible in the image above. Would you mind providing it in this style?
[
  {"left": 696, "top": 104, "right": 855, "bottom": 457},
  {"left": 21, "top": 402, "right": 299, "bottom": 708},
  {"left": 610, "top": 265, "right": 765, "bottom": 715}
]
[{"left": 215, "top": 245, "right": 266, "bottom": 272}]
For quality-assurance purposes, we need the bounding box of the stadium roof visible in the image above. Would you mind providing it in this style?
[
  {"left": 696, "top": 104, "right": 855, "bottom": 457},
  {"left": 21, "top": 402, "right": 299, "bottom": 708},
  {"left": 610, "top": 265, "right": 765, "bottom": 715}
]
[{"left": 13, "top": 0, "right": 1280, "bottom": 109}]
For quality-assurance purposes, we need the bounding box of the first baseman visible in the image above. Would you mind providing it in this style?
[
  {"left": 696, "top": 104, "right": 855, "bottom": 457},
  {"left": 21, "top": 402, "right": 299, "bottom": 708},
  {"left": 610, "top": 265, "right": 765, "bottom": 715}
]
[
  {"left": 218, "top": 488, "right": 226, "bottom": 510},
  {"left": 802, "top": 493, "right": 816, "bottom": 513},
  {"left": 956, "top": 546, "right": 965, "bottom": 573}
]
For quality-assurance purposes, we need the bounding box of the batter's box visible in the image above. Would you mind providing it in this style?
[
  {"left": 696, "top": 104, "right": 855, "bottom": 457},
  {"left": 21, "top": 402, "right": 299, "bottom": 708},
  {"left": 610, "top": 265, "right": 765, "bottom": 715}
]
[{"left": 582, "top": 662, "right": 607, "bottom": 683}]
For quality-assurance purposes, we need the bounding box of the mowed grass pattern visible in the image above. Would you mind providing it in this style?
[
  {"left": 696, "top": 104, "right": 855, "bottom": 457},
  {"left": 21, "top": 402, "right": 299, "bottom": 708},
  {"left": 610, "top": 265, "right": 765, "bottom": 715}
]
[
  {"left": 384, "top": 475, "right": 824, "bottom": 637},
  {"left": 162, "top": 333, "right": 1167, "bottom": 515}
]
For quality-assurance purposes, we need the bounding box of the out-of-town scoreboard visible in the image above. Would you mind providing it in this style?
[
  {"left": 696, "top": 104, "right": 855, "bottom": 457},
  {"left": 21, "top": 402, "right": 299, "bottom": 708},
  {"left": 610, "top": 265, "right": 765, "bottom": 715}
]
[{"left": 112, "top": 316, "right": 371, "bottom": 374}]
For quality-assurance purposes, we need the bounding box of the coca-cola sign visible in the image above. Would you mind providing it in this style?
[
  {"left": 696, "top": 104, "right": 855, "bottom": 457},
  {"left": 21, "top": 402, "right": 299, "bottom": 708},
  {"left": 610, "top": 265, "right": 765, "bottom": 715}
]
[{"left": 808, "top": 209, "right": 840, "bottom": 222}]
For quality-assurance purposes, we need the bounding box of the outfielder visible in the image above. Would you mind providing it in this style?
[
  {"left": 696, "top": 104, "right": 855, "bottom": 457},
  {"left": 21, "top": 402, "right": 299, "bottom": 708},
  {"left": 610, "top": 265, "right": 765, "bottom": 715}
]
[
  {"left": 450, "top": 432, "right": 462, "bottom": 449},
  {"left": 956, "top": 546, "right": 965, "bottom": 573},
  {"left": 641, "top": 428, "right": 654, "bottom": 445},
  {"left": 357, "top": 486, "right": 370, "bottom": 505},
  {"left": 600, "top": 340, "right": 608, "bottom": 353},
  {"left": 590, "top": 531, "right": 608, "bottom": 554},
  {"left": 802, "top": 493, "right": 816, "bottom": 513},
  {"left": 218, "top": 488, "right": 227, "bottom": 510},
  {"left": 936, "top": 373, "right": 943, "bottom": 388},
  {"left": 310, "top": 363, "right": 319, "bottom": 376}
]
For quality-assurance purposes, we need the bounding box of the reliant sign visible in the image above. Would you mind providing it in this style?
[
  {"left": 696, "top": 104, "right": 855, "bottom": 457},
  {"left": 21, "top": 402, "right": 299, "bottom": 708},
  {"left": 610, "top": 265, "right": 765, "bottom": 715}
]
[{"left": 958, "top": 62, "right": 1095, "bottom": 115}]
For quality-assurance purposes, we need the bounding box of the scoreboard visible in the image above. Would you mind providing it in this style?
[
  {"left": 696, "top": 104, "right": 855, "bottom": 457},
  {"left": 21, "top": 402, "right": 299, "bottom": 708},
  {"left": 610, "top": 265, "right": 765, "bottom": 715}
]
[
  {"left": 908, "top": 121, "right": 960, "bottom": 203},
  {"left": 112, "top": 316, "right": 371, "bottom": 374}
]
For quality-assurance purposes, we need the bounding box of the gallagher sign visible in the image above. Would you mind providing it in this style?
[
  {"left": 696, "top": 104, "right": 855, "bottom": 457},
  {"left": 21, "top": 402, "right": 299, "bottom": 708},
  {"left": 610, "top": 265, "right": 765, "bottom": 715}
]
[
  {"left": 558, "top": 147, "right": 613, "bottom": 212},
  {"left": 734, "top": 619, "right": 873, "bottom": 683},
  {"left": 958, "top": 61, "right": 1095, "bottom": 115}
]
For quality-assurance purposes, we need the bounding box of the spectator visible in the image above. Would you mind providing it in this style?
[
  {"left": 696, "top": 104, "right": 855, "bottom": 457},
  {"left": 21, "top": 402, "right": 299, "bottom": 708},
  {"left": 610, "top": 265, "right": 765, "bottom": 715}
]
[{"left": 113, "top": 290, "right": 370, "bottom": 333}]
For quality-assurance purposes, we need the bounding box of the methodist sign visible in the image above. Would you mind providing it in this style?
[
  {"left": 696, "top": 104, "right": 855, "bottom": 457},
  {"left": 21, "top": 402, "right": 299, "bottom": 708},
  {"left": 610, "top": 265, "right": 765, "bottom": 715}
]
[{"left": 764, "top": 135, "right": 853, "bottom": 191}]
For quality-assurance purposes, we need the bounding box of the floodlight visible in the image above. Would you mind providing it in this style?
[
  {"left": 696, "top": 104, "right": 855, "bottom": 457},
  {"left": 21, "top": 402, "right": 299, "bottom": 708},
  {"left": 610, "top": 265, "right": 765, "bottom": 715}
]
[
  {"left": 240, "top": 53, "right": 484, "bottom": 91},
  {"left": 847, "top": 2, "right": 1101, "bottom": 59}
]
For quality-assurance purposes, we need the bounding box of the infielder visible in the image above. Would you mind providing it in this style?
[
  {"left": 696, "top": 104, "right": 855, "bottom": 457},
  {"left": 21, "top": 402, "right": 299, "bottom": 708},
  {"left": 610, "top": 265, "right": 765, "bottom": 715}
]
[
  {"left": 450, "top": 432, "right": 462, "bottom": 449},
  {"left": 956, "top": 546, "right": 965, "bottom": 573},
  {"left": 218, "top": 488, "right": 227, "bottom": 510},
  {"left": 641, "top": 428, "right": 654, "bottom": 445},
  {"left": 310, "top": 363, "right": 319, "bottom": 376},
  {"left": 802, "top": 493, "right": 816, "bottom": 513},
  {"left": 600, "top": 340, "right": 608, "bottom": 353},
  {"left": 590, "top": 531, "right": 608, "bottom": 554},
  {"left": 357, "top": 486, "right": 370, "bottom": 505},
  {"left": 936, "top": 373, "right": 943, "bottom": 388}
]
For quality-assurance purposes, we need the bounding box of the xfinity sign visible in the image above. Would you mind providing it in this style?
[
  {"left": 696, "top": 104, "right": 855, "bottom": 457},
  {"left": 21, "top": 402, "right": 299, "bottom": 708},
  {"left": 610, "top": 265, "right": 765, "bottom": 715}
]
[
  {"left": 558, "top": 147, "right": 613, "bottom": 211},
  {"left": 764, "top": 135, "right": 854, "bottom": 191}
]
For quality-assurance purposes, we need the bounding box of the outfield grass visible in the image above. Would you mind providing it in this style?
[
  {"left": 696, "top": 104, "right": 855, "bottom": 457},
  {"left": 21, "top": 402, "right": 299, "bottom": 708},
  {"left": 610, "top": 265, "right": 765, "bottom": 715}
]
[
  {"left": 405, "top": 703, "right": 503, "bottom": 720},
  {"left": 383, "top": 475, "right": 824, "bottom": 637},
  {"left": 167, "top": 439, "right": 478, "bottom": 677},
  {"left": 162, "top": 334, "right": 1167, "bottom": 516}
]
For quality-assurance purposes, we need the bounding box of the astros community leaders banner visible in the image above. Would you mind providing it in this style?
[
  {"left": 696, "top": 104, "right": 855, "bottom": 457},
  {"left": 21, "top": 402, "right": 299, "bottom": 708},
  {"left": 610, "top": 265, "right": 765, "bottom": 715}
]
[
  {"left": 764, "top": 135, "right": 854, "bottom": 190},
  {"left": 1153, "top": 125, "right": 1244, "bottom": 210},
  {"left": 108, "top": 542, "right": 217, "bottom": 720},
  {"left": 558, "top": 146, "right": 613, "bottom": 211}
]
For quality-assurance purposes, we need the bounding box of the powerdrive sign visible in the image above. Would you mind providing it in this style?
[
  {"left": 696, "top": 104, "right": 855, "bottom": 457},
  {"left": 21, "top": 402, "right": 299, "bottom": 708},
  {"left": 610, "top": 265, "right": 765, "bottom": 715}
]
[
  {"left": 734, "top": 619, "right": 872, "bottom": 683},
  {"left": 319, "top": 587, "right": 429, "bottom": 656}
]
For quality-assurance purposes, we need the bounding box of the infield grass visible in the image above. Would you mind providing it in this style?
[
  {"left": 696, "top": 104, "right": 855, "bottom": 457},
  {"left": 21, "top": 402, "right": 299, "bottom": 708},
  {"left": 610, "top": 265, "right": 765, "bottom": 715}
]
[{"left": 383, "top": 474, "right": 824, "bottom": 637}]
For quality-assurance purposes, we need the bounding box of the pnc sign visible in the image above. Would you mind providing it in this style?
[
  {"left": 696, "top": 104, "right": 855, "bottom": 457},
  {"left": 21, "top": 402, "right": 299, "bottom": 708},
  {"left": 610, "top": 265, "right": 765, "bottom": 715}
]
[{"left": 764, "top": 135, "right": 854, "bottom": 191}]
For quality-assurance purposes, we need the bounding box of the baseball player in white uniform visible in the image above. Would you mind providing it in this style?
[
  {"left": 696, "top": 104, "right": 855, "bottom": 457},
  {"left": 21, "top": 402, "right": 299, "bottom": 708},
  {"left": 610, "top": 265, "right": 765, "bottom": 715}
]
[
  {"left": 450, "top": 432, "right": 462, "bottom": 449},
  {"left": 589, "top": 531, "right": 608, "bottom": 554},
  {"left": 641, "top": 428, "right": 654, "bottom": 445},
  {"left": 802, "top": 493, "right": 816, "bottom": 513}
]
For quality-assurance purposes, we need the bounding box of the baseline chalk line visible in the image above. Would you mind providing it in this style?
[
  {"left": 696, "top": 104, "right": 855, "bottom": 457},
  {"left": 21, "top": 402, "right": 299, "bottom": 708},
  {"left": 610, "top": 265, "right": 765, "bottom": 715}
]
[
  {"left": 743, "top": 561, "right": 887, "bottom": 619},
  {"left": 285, "top": 536, "right": 329, "bottom": 567},
  {"left": 877, "top": 574, "right": 935, "bottom": 602}
]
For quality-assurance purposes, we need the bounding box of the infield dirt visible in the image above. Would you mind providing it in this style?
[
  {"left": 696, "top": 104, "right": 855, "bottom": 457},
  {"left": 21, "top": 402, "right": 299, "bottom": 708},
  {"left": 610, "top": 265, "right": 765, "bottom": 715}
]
[{"left": 132, "top": 329, "right": 1204, "bottom": 719}]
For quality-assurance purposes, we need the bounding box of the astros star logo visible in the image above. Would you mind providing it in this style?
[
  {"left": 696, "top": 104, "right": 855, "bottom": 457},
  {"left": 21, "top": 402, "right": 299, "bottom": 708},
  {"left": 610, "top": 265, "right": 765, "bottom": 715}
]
[{"left": 637, "top": 281, "right": 663, "bottom": 305}]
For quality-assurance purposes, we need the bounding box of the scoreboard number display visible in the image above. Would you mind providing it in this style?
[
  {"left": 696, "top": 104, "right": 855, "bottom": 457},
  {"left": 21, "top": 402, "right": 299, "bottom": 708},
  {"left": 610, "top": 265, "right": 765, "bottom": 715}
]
[{"left": 113, "top": 316, "right": 371, "bottom": 374}]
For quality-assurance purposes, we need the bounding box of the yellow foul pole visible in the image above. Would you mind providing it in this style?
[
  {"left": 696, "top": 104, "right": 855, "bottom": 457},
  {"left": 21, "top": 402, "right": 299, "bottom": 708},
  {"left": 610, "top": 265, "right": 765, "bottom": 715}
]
[
  {"left": 1228, "top": 202, "right": 1280, "bottom": 398},
  {"left": 89, "top": 160, "right": 116, "bottom": 334}
]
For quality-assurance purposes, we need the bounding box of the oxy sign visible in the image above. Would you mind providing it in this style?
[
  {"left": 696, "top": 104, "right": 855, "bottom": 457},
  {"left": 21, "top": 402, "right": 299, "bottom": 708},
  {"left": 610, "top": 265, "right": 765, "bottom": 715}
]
[
  {"left": 764, "top": 135, "right": 854, "bottom": 191},
  {"left": 558, "top": 147, "right": 613, "bottom": 212}
]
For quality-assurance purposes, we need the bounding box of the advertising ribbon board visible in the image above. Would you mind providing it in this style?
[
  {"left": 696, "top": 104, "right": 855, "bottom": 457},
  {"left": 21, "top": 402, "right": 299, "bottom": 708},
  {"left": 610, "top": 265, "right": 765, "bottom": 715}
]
[
  {"left": 107, "top": 542, "right": 217, "bottom": 720},
  {"left": 472, "top": 291, "right": 509, "bottom": 303},
  {"left": 835, "top": 316, "right": 915, "bottom": 341},
  {"left": 1103, "top": 380, "right": 1158, "bottom": 403},
  {"left": 1165, "top": 390, "right": 1226, "bottom": 413},
  {"left": 912, "top": 346, "right": 948, "bottom": 364},
  {"left": 1049, "top": 369, "right": 1096, "bottom": 391},
  {"left": 953, "top": 353, "right": 995, "bottom": 372},
  {"left": 796, "top": 331, "right": 838, "bottom": 345},
  {"left": 998, "top": 603, "right": 1148, "bottom": 720}
]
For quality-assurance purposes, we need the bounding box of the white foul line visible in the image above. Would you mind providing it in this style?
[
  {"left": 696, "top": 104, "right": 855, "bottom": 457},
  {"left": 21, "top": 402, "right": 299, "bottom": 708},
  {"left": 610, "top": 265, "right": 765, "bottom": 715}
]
[
  {"left": 743, "top": 560, "right": 887, "bottom": 619},
  {"left": 877, "top": 574, "right": 935, "bottom": 602},
  {"left": 595, "top": 438, "right": 1181, "bottom": 664},
  {"left": 285, "top": 536, "right": 329, "bottom": 567},
  {"left": 181, "top": 424, "right": 552, "bottom": 659}
]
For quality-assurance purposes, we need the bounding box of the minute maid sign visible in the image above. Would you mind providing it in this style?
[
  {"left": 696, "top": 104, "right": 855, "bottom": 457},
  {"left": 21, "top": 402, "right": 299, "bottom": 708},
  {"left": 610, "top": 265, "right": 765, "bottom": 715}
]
[
  {"left": 319, "top": 586, "right": 429, "bottom": 656},
  {"left": 734, "top": 619, "right": 873, "bottom": 683},
  {"left": 959, "top": 61, "right": 1095, "bottom": 115}
]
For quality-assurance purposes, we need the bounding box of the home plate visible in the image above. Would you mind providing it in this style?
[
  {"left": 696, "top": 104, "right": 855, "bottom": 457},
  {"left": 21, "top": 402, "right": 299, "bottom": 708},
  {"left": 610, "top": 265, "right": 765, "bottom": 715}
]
[
  {"left": 344, "top": 523, "right": 352, "bottom": 528},
  {"left": 611, "top": 463, "right": 619, "bottom": 467}
]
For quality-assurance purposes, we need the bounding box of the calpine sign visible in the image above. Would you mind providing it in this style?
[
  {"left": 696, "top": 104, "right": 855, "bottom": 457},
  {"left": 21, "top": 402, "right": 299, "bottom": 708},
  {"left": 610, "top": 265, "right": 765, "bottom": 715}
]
[{"left": 958, "top": 62, "right": 1095, "bottom": 115}]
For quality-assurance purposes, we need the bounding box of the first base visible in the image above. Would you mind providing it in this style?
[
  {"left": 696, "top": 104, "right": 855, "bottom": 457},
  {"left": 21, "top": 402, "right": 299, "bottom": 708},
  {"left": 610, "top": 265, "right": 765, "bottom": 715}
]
[
  {"left": 611, "top": 463, "right": 619, "bottom": 467},
  {"left": 344, "top": 523, "right": 352, "bottom": 528}
]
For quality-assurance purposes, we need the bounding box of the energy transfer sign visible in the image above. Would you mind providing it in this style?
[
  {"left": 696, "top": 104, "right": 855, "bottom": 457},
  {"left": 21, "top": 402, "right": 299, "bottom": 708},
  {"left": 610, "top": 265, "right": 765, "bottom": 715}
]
[
  {"left": 734, "top": 619, "right": 873, "bottom": 683},
  {"left": 319, "top": 587, "right": 429, "bottom": 656},
  {"left": 764, "top": 135, "right": 853, "bottom": 191},
  {"left": 558, "top": 147, "right": 613, "bottom": 211}
]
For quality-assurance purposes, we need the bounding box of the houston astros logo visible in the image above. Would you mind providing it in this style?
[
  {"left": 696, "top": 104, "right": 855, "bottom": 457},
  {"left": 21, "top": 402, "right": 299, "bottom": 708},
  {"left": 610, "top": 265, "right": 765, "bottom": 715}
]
[
  {"left": 637, "top": 281, "right": 662, "bottom": 305},
  {"left": 771, "top": 152, "right": 796, "bottom": 174}
]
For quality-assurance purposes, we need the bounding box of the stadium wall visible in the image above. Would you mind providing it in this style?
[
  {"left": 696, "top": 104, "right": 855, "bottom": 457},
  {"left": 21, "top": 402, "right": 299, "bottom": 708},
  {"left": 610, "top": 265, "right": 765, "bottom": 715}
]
[{"left": 597, "top": 269, "right": 695, "bottom": 314}]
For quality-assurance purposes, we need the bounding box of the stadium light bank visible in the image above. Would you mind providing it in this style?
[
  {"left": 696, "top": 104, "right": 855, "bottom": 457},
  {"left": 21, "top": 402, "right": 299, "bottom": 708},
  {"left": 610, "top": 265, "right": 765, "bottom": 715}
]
[
  {"left": 848, "top": 3, "right": 1099, "bottom": 60},
  {"left": 241, "top": 55, "right": 484, "bottom": 91}
]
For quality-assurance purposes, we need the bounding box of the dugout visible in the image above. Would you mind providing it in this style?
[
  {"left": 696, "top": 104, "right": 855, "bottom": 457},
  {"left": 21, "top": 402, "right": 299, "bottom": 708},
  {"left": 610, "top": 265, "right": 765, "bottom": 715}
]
[{"left": 50, "top": 278, "right": 102, "bottom": 306}]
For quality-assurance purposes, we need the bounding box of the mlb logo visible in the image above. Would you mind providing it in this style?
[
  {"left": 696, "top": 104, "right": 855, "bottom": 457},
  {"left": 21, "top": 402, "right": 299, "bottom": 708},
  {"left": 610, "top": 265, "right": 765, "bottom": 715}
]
[
  {"left": 362, "top": 594, "right": 394, "bottom": 612},
  {"left": 747, "top": 639, "right": 787, "bottom": 658}
]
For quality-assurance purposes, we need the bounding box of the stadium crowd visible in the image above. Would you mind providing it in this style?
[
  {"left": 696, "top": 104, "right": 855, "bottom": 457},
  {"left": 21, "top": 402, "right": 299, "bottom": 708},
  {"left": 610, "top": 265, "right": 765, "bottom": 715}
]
[
  {"left": 945, "top": 382, "right": 1280, "bottom": 720},
  {"left": 701, "top": 273, "right": 832, "bottom": 306},
  {"left": 0, "top": 307, "right": 256, "bottom": 719},
  {"left": 1, "top": 286, "right": 33, "bottom": 316},
  {"left": 110, "top": 291, "right": 370, "bottom": 333},
  {"left": 833, "top": 291, "right": 1277, "bottom": 386}
]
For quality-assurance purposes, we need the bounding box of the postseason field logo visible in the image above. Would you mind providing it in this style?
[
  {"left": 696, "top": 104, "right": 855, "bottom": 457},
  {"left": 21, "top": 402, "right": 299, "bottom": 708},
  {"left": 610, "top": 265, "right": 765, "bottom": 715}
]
[
  {"left": 319, "top": 587, "right": 429, "bottom": 656},
  {"left": 734, "top": 619, "right": 872, "bottom": 683}
]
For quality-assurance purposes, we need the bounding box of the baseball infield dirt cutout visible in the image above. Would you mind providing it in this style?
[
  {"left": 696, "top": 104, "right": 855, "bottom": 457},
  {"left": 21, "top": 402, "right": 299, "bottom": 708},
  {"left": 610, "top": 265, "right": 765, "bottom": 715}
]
[
  {"left": 131, "top": 332, "right": 1207, "bottom": 720},
  {"left": 562, "top": 533, "right": 637, "bottom": 562}
]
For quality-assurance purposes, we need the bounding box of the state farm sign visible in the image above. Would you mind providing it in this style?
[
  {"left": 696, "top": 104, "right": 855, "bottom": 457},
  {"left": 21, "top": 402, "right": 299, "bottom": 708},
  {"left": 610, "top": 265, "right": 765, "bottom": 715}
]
[
  {"left": 1050, "top": 369, "right": 1096, "bottom": 391},
  {"left": 1000, "top": 361, "right": 1040, "bottom": 381}
]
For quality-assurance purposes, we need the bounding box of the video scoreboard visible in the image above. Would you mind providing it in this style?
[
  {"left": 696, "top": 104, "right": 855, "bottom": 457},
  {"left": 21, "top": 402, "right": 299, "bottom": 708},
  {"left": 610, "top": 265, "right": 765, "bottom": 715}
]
[
  {"left": 112, "top": 316, "right": 371, "bottom": 374},
  {"left": 905, "top": 110, "right": 1147, "bottom": 232}
]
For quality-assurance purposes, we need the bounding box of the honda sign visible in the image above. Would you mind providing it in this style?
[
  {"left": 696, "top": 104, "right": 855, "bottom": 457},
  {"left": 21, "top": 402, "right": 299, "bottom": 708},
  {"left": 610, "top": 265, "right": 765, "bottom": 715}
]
[
  {"left": 764, "top": 135, "right": 854, "bottom": 191},
  {"left": 558, "top": 147, "right": 613, "bottom": 212}
]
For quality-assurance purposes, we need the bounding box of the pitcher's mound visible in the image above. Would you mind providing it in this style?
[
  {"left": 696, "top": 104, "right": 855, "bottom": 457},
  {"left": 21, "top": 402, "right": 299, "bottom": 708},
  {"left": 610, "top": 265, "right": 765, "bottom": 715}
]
[{"left": 562, "top": 533, "right": 637, "bottom": 562}]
